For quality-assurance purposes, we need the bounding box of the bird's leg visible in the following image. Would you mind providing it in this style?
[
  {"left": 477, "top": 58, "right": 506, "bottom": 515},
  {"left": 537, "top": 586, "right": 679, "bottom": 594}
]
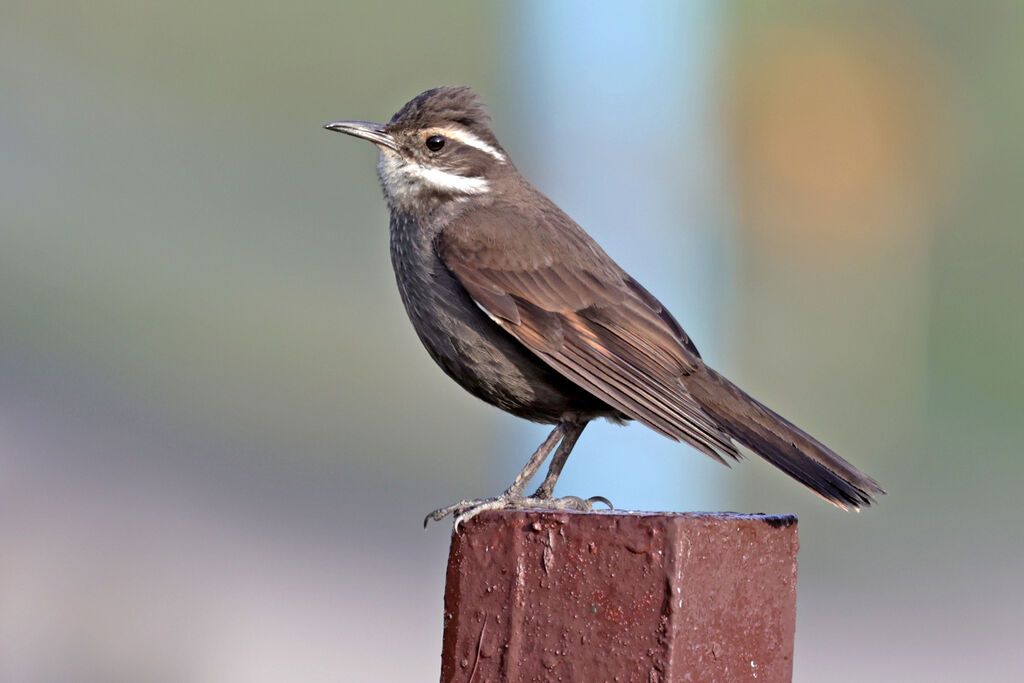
[
  {"left": 425, "top": 420, "right": 612, "bottom": 529},
  {"left": 529, "top": 421, "right": 614, "bottom": 510},
  {"left": 500, "top": 421, "right": 567, "bottom": 499},
  {"left": 424, "top": 422, "right": 566, "bottom": 528},
  {"left": 529, "top": 421, "right": 585, "bottom": 499}
]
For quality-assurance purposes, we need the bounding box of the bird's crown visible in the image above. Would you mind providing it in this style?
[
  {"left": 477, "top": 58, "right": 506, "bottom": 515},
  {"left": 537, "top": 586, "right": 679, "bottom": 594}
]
[{"left": 387, "top": 86, "right": 499, "bottom": 147}]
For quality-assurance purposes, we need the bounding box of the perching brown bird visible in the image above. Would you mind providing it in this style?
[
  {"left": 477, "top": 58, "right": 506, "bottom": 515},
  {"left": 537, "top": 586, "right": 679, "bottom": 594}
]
[{"left": 325, "top": 86, "right": 884, "bottom": 527}]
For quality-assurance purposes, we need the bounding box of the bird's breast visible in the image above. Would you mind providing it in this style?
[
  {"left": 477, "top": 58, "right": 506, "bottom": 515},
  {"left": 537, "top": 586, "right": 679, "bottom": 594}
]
[{"left": 386, "top": 211, "right": 610, "bottom": 423}]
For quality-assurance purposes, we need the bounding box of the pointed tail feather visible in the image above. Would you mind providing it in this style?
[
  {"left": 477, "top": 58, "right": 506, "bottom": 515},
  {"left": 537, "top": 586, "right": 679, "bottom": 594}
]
[{"left": 686, "top": 367, "right": 885, "bottom": 509}]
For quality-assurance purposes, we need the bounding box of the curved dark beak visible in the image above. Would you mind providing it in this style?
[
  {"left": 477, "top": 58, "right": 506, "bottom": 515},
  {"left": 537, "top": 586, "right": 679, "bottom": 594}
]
[{"left": 324, "top": 120, "right": 397, "bottom": 151}]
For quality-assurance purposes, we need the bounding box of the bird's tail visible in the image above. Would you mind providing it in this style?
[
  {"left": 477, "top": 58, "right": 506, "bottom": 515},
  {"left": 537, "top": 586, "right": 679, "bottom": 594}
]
[{"left": 686, "top": 366, "right": 885, "bottom": 510}]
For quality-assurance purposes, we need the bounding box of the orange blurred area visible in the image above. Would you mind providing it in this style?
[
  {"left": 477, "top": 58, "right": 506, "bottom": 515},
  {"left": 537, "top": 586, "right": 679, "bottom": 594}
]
[{"left": 727, "top": 20, "right": 950, "bottom": 262}]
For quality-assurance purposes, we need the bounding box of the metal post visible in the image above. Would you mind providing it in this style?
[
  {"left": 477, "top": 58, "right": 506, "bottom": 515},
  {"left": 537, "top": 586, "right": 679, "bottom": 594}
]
[{"left": 440, "top": 510, "right": 798, "bottom": 682}]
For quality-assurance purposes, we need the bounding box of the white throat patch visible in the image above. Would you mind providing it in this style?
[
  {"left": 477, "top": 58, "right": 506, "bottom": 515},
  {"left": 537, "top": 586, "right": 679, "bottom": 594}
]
[{"left": 378, "top": 150, "right": 490, "bottom": 204}]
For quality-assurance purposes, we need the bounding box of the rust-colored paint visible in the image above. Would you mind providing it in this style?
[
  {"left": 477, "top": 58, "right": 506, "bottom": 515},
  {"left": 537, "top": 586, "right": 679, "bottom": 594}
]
[{"left": 441, "top": 510, "right": 798, "bottom": 682}]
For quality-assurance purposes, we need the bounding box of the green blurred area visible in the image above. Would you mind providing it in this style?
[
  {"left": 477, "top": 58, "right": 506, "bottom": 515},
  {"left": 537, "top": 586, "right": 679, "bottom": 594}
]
[
  {"left": 1, "top": 1, "right": 1021, "bottom": 680},
  {"left": 725, "top": 2, "right": 1024, "bottom": 516},
  {"left": 2, "top": 1, "right": 507, "bottom": 486}
]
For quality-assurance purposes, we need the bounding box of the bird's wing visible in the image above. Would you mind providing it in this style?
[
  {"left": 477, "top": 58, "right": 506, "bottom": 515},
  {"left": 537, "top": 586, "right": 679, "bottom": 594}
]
[{"left": 438, "top": 200, "right": 739, "bottom": 462}]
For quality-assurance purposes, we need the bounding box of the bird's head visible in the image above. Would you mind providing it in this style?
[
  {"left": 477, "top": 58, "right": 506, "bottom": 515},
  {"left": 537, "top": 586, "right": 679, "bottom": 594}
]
[{"left": 326, "top": 86, "right": 511, "bottom": 211}]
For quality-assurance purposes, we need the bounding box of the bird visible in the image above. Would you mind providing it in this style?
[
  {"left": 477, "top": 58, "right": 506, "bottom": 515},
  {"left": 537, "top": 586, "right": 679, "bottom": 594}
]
[{"left": 325, "top": 86, "right": 884, "bottom": 527}]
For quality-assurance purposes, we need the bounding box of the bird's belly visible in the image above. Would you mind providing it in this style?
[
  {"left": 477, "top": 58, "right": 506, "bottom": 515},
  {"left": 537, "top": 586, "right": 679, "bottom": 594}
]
[{"left": 399, "top": 269, "right": 586, "bottom": 421}]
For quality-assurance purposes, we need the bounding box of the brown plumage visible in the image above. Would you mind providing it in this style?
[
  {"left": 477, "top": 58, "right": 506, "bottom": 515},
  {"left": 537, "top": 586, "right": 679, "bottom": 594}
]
[{"left": 326, "top": 86, "right": 884, "bottom": 523}]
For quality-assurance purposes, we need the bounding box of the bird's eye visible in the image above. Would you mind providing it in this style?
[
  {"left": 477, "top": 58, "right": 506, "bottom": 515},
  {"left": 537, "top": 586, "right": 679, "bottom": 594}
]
[{"left": 425, "top": 135, "right": 446, "bottom": 152}]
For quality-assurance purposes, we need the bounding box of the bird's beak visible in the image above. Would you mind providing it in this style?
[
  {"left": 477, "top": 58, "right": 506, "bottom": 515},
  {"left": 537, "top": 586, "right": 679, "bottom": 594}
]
[{"left": 323, "top": 120, "right": 398, "bottom": 151}]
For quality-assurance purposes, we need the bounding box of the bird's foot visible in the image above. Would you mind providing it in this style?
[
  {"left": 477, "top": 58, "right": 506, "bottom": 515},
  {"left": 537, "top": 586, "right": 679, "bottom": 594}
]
[{"left": 424, "top": 494, "right": 614, "bottom": 530}]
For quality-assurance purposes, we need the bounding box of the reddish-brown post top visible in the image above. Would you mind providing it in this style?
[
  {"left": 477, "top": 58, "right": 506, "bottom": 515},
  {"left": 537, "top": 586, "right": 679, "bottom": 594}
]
[{"left": 441, "top": 509, "right": 798, "bottom": 683}]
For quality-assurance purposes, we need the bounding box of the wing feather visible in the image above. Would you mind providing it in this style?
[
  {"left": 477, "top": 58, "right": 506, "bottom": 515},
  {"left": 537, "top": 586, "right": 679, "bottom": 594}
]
[{"left": 438, "top": 201, "right": 739, "bottom": 463}]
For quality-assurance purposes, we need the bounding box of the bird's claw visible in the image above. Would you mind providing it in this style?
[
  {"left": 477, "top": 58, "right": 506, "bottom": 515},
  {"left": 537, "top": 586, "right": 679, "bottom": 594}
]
[
  {"left": 423, "top": 496, "right": 505, "bottom": 529},
  {"left": 424, "top": 493, "right": 615, "bottom": 530},
  {"left": 586, "top": 494, "right": 614, "bottom": 509}
]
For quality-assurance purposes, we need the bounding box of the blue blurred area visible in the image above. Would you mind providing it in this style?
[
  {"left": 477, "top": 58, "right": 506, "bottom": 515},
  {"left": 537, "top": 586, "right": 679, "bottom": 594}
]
[
  {"left": 1, "top": 2, "right": 1022, "bottom": 681},
  {"left": 505, "top": 0, "right": 730, "bottom": 511}
]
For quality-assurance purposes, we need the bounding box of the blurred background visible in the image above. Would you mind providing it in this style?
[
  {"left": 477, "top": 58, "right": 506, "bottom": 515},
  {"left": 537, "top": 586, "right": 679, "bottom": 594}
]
[{"left": 2, "top": 1, "right": 1021, "bottom": 680}]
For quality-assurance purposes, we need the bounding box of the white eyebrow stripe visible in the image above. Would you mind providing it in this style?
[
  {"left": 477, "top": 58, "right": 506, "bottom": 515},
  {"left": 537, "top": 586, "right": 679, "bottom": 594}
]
[
  {"left": 435, "top": 128, "right": 507, "bottom": 163},
  {"left": 407, "top": 163, "right": 490, "bottom": 194}
]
